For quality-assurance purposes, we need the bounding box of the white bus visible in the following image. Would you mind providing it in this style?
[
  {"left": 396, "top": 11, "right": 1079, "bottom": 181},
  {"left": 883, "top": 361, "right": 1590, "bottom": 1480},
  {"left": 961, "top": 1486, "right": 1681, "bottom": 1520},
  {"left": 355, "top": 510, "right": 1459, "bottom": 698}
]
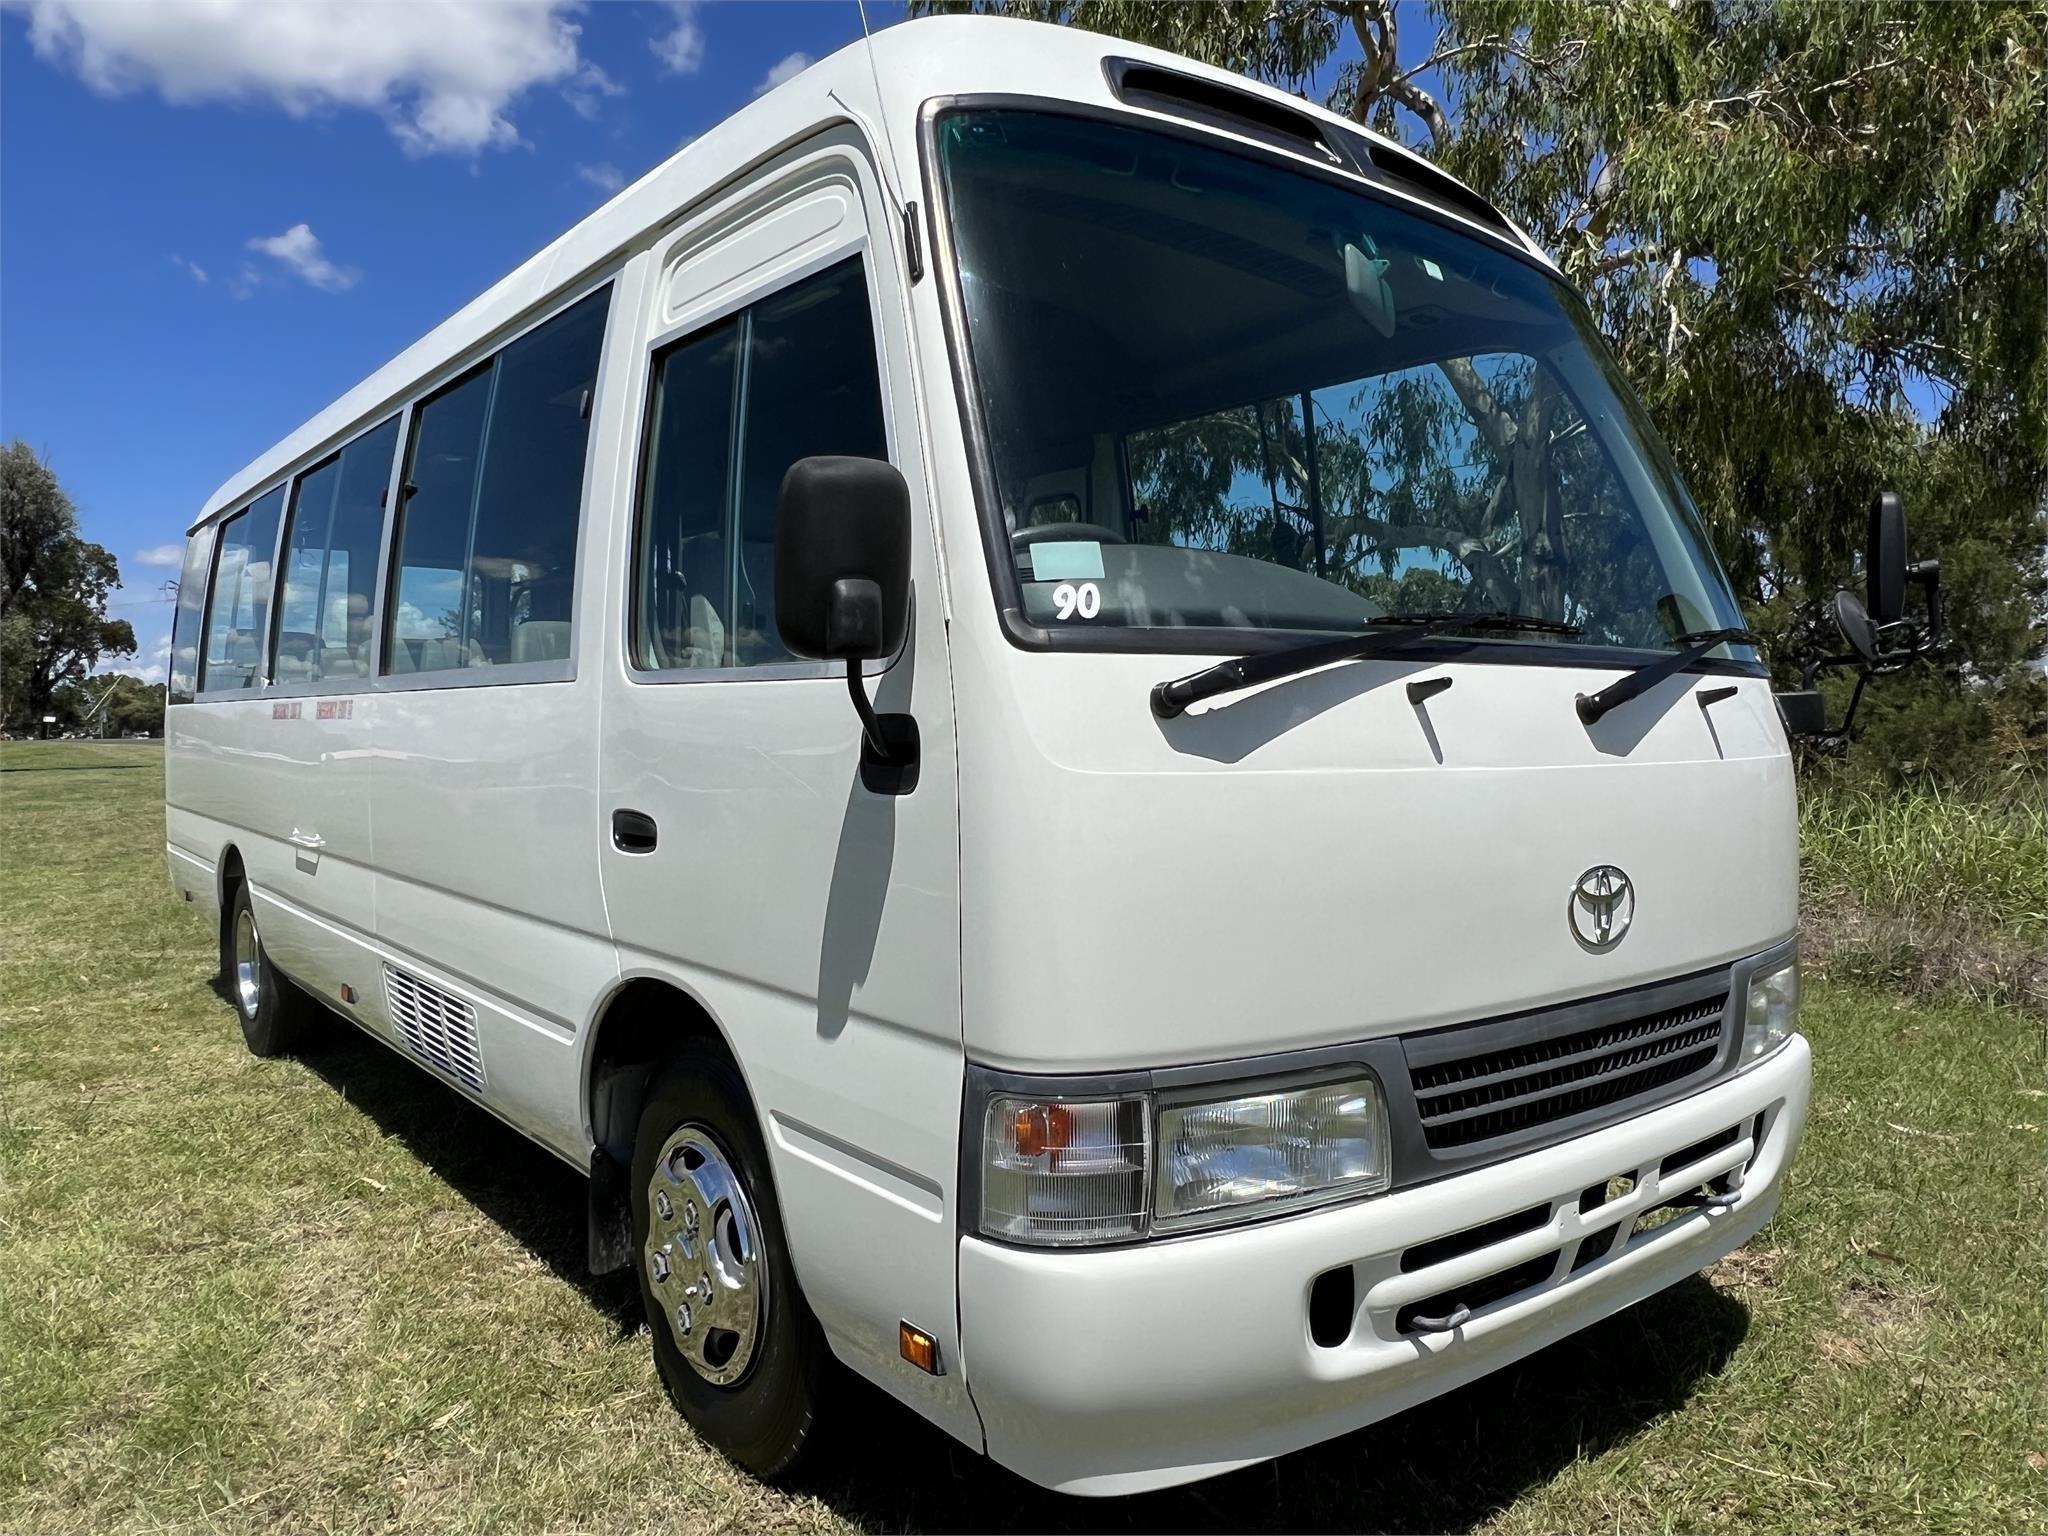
[{"left": 166, "top": 16, "right": 1827, "bottom": 1496}]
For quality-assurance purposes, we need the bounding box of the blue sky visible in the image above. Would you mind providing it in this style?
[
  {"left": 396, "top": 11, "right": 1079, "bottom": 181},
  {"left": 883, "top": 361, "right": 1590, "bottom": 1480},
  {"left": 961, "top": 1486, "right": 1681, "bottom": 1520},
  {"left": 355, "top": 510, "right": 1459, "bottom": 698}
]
[
  {"left": 0, "top": 0, "right": 1399, "bottom": 684},
  {"left": 0, "top": 0, "right": 904, "bottom": 682}
]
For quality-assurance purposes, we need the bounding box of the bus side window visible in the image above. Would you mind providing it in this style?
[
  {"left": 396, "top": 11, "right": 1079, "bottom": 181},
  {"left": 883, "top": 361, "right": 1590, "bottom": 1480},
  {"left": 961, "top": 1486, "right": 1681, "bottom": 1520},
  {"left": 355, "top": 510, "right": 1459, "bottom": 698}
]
[
  {"left": 384, "top": 285, "right": 610, "bottom": 677},
  {"left": 198, "top": 485, "right": 284, "bottom": 693},
  {"left": 168, "top": 526, "right": 216, "bottom": 704},
  {"left": 273, "top": 417, "right": 397, "bottom": 686}
]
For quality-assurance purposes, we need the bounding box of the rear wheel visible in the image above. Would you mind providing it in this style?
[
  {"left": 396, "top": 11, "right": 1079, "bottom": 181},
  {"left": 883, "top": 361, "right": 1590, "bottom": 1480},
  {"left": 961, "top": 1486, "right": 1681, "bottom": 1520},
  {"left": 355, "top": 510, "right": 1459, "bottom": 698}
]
[
  {"left": 221, "top": 881, "right": 314, "bottom": 1057},
  {"left": 632, "top": 1044, "right": 829, "bottom": 1480}
]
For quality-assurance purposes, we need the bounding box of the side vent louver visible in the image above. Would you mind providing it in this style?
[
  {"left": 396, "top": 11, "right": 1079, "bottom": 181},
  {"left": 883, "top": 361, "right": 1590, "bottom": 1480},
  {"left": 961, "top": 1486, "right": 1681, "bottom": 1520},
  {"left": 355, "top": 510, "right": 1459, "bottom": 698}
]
[{"left": 383, "top": 963, "right": 485, "bottom": 1091}]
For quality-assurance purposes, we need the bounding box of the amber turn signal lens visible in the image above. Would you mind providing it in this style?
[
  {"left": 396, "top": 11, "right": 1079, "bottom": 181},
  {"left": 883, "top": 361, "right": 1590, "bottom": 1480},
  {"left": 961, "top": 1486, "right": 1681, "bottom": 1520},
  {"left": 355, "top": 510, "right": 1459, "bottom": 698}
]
[
  {"left": 1011, "top": 1102, "right": 1073, "bottom": 1159},
  {"left": 899, "top": 1321, "right": 940, "bottom": 1375}
]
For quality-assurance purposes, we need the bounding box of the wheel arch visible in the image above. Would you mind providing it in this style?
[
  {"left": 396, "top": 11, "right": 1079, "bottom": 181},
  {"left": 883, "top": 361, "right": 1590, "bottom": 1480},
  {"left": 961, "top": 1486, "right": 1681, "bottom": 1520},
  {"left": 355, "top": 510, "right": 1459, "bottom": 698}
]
[
  {"left": 580, "top": 973, "right": 760, "bottom": 1277},
  {"left": 581, "top": 973, "right": 754, "bottom": 1168}
]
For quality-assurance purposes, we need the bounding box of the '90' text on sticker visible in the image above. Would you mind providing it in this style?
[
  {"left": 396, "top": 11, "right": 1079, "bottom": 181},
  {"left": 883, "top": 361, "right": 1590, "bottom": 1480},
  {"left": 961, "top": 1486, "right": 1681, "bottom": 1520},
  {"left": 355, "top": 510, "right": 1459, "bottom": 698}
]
[{"left": 1052, "top": 581, "right": 1101, "bottom": 621}]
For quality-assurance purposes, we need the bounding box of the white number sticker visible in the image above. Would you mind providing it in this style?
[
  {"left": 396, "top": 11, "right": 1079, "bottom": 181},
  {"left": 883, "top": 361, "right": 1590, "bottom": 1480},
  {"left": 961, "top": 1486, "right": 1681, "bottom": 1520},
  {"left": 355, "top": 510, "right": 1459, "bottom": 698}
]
[{"left": 1052, "top": 581, "right": 1101, "bottom": 621}]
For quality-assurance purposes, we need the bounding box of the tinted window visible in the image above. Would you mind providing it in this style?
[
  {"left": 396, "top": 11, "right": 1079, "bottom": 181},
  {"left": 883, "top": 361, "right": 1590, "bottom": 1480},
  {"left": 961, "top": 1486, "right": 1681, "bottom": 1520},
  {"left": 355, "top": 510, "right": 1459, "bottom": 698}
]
[
  {"left": 198, "top": 486, "right": 284, "bottom": 692},
  {"left": 733, "top": 262, "right": 889, "bottom": 664},
  {"left": 634, "top": 257, "right": 886, "bottom": 670},
  {"left": 385, "top": 285, "right": 610, "bottom": 675},
  {"left": 273, "top": 417, "right": 398, "bottom": 686},
  {"left": 636, "top": 319, "right": 739, "bottom": 669},
  {"left": 167, "top": 527, "right": 214, "bottom": 704}
]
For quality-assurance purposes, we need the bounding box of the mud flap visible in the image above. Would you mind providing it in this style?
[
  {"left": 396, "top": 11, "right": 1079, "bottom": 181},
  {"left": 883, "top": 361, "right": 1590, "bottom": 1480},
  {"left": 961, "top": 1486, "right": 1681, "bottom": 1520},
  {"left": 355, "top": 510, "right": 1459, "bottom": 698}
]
[{"left": 587, "top": 1148, "right": 634, "bottom": 1275}]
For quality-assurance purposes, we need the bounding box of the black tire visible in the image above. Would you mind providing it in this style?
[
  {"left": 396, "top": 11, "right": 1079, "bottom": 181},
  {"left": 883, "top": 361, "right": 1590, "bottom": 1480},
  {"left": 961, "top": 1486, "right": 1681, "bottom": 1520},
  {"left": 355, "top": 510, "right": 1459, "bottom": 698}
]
[
  {"left": 631, "top": 1043, "right": 830, "bottom": 1480},
  {"left": 220, "top": 880, "right": 315, "bottom": 1058}
]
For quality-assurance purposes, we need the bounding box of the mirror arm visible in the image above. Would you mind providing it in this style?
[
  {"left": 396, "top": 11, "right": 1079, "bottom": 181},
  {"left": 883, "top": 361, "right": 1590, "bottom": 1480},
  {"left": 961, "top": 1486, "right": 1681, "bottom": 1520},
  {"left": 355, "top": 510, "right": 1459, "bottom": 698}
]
[
  {"left": 1835, "top": 670, "right": 1870, "bottom": 739},
  {"left": 1801, "top": 652, "right": 1863, "bottom": 691},
  {"left": 1910, "top": 559, "right": 1943, "bottom": 650},
  {"left": 845, "top": 660, "right": 891, "bottom": 760}
]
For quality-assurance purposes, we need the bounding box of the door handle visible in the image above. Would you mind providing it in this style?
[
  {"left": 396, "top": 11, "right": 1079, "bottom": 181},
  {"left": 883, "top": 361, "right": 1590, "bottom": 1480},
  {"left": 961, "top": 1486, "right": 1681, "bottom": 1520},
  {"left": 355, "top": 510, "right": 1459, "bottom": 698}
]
[
  {"left": 612, "top": 809, "right": 658, "bottom": 854},
  {"left": 289, "top": 829, "right": 325, "bottom": 850}
]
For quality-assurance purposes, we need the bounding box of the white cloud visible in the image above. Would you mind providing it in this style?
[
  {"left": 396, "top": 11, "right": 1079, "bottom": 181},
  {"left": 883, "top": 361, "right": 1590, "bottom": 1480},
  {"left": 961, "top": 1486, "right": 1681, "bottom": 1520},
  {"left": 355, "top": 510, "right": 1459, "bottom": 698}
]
[
  {"left": 650, "top": 1, "right": 703, "bottom": 75},
  {"left": 96, "top": 633, "right": 171, "bottom": 687},
  {"left": 168, "top": 254, "right": 207, "bottom": 283},
  {"left": 561, "top": 59, "right": 622, "bottom": 121},
  {"left": 4, "top": 0, "right": 601, "bottom": 156},
  {"left": 247, "top": 223, "right": 359, "bottom": 292},
  {"left": 757, "top": 52, "right": 812, "bottom": 95},
  {"left": 133, "top": 542, "right": 185, "bottom": 569},
  {"left": 576, "top": 161, "right": 624, "bottom": 195}
]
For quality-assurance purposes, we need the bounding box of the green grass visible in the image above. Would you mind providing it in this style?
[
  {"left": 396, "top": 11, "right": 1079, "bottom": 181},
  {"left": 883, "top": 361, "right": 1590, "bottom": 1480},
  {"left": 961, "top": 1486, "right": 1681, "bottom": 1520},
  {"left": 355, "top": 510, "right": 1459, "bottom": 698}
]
[
  {"left": 3, "top": 737, "right": 2044, "bottom": 1533},
  {"left": 1798, "top": 770, "right": 2047, "bottom": 1009},
  {"left": 1800, "top": 775, "right": 2048, "bottom": 940}
]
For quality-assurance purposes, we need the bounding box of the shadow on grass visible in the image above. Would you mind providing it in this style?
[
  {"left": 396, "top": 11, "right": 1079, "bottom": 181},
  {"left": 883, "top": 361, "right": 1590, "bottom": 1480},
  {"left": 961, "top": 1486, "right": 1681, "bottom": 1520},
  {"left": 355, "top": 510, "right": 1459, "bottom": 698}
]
[
  {"left": 797, "top": 1272, "right": 1749, "bottom": 1534},
  {"left": 287, "top": 1010, "right": 642, "bottom": 1333},
  {"left": 274, "top": 996, "right": 1749, "bottom": 1533}
]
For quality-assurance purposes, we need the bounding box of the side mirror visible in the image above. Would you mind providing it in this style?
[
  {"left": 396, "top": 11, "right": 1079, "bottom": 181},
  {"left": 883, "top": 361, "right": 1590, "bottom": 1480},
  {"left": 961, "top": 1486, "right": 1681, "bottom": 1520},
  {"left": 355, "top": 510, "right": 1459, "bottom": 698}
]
[
  {"left": 1775, "top": 690, "right": 1830, "bottom": 739},
  {"left": 775, "top": 456, "right": 911, "bottom": 662},
  {"left": 774, "top": 455, "right": 918, "bottom": 792},
  {"left": 1833, "top": 588, "right": 1880, "bottom": 665},
  {"left": 1866, "top": 489, "right": 1909, "bottom": 625}
]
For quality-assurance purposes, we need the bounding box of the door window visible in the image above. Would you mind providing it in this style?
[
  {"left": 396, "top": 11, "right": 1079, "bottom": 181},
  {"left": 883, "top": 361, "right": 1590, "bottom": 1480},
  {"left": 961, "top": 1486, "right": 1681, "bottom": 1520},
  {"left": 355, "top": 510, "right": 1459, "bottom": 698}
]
[{"left": 634, "top": 256, "right": 887, "bottom": 671}]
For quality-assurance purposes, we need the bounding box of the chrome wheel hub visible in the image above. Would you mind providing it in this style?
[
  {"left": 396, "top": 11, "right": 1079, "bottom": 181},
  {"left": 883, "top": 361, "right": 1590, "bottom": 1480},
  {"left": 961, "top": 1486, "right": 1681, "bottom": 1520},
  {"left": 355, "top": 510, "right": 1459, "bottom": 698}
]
[
  {"left": 644, "top": 1126, "right": 765, "bottom": 1386},
  {"left": 232, "top": 906, "right": 261, "bottom": 1021}
]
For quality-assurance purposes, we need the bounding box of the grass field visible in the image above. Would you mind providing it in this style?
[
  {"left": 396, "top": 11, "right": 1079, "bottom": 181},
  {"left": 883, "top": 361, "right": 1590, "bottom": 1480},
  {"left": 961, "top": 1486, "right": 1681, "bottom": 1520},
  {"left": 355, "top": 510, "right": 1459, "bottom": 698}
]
[{"left": 2, "top": 737, "right": 2043, "bottom": 1534}]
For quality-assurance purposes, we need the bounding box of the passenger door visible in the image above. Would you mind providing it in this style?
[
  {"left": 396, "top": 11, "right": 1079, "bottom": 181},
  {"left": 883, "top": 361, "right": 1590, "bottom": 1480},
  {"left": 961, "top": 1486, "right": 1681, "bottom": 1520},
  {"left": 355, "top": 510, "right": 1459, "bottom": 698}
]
[{"left": 597, "top": 135, "right": 973, "bottom": 1444}]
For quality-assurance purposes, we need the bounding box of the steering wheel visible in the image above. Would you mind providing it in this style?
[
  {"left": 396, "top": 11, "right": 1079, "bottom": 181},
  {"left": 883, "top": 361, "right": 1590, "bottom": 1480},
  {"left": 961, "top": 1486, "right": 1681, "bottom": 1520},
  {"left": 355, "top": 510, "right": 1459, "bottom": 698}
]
[{"left": 1011, "top": 521, "right": 1127, "bottom": 548}]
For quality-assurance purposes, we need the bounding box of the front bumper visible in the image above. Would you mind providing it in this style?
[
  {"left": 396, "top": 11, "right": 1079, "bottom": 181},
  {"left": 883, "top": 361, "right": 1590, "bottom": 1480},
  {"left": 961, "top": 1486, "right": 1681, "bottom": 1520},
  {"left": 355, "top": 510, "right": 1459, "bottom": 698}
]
[{"left": 958, "top": 1034, "right": 1810, "bottom": 1495}]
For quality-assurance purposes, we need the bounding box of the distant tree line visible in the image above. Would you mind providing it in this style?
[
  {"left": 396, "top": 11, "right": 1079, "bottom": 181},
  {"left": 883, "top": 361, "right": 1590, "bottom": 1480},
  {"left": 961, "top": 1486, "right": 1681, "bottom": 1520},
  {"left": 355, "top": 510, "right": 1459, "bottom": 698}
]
[{"left": 1, "top": 440, "right": 140, "bottom": 731}]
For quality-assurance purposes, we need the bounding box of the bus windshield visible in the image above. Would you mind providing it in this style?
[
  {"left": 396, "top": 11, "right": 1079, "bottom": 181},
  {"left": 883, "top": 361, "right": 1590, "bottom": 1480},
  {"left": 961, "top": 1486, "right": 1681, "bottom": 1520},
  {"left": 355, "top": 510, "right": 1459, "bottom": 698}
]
[{"left": 936, "top": 109, "right": 1752, "bottom": 659}]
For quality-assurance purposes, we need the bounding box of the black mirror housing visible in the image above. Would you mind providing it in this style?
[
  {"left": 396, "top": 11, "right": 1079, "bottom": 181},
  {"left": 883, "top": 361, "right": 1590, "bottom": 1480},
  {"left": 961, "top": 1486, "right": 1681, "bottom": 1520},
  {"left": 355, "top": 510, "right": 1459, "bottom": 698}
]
[
  {"left": 826, "top": 577, "right": 886, "bottom": 657},
  {"left": 775, "top": 456, "right": 911, "bottom": 661},
  {"left": 1775, "top": 689, "right": 1830, "bottom": 739},
  {"left": 1833, "top": 588, "right": 1881, "bottom": 665},
  {"left": 1867, "top": 489, "right": 1909, "bottom": 625}
]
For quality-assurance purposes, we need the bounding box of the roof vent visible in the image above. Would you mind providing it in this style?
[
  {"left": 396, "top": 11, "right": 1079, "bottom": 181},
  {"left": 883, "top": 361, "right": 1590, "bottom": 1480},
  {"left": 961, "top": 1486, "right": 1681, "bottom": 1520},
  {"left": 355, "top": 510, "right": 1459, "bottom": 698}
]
[
  {"left": 1332, "top": 126, "right": 1515, "bottom": 236},
  {"left": 1105, "top": 59, "right": 1344, "bottom": 167}
]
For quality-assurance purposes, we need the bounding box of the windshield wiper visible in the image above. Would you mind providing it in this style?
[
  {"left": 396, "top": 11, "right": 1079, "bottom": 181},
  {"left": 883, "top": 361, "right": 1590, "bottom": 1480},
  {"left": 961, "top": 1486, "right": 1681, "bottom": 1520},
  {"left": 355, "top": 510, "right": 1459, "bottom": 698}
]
[
  {"left": 1575, "top": 627, "right": 1761, "bottom": 725},
  {"left": 1151, "top": 611, "right": 1581, "bottom": 719}
]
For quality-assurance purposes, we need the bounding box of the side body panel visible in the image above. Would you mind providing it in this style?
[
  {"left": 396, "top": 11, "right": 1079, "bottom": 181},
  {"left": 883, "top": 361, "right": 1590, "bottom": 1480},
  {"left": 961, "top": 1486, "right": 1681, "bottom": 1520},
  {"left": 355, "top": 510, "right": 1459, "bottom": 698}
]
[{"left": 361, "top": 273, "right": 638, "bottom": 1164}]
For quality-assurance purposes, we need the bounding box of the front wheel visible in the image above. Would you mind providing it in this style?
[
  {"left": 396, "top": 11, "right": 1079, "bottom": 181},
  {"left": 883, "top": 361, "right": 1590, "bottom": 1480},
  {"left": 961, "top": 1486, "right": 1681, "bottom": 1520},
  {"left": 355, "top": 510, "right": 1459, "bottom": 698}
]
[{"left": 632, "top": 1045, "right": 830, "bottom": 1480}]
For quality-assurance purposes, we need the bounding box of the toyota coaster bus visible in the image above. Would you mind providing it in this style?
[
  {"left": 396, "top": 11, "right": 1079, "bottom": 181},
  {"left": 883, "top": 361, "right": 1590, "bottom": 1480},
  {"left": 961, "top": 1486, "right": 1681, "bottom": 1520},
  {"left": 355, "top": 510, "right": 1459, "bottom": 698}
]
[{"left": 165, "top": 17, "right": 1818, "bottom": 1496}]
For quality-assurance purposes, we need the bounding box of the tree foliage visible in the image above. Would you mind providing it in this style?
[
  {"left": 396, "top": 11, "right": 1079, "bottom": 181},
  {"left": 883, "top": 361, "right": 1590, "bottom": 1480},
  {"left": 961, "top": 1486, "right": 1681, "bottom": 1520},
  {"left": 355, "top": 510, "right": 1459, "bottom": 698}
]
[
  {"left": 0, "top": 441, "right": 136, "bottom": 726},
  {"left": 915, "top": 0, "right": 2047, "bottom": 773},
  {"left": 50, "top": 673, "right": 166, "bottom": 737}
]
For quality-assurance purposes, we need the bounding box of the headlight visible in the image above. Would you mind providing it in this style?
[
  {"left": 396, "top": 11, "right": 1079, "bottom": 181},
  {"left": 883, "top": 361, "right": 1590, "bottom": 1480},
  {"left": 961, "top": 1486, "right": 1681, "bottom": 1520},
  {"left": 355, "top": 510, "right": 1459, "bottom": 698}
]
[
  {"left": 976, "top": 1074, "right": 1390, "bottom": 1245},
  {"left": 1742, "top": 954, "right": 1799, "bottom": 1067},
  {"left": 1155, "top": 1075, "right": 1390, "bottom": 1230}
]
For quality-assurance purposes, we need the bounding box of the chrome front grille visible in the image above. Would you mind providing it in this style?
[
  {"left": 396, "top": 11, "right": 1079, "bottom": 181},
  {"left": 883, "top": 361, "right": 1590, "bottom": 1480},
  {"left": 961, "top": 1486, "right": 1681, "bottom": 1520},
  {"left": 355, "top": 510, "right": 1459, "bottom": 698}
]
[
  {"left": 1406, "top": 993, "right": 1730, "bottom": 1150},
  {"left": 383, "top": 963, "right": 485, "bottom": 1091}
]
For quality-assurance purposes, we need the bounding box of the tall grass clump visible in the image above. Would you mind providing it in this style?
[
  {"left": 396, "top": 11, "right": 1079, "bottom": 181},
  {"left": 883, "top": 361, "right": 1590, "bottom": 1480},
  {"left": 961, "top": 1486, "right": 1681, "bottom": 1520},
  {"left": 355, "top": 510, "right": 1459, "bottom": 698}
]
[{"left": 1798, "top": 761, "right": 2047, "bottom": 1008}]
